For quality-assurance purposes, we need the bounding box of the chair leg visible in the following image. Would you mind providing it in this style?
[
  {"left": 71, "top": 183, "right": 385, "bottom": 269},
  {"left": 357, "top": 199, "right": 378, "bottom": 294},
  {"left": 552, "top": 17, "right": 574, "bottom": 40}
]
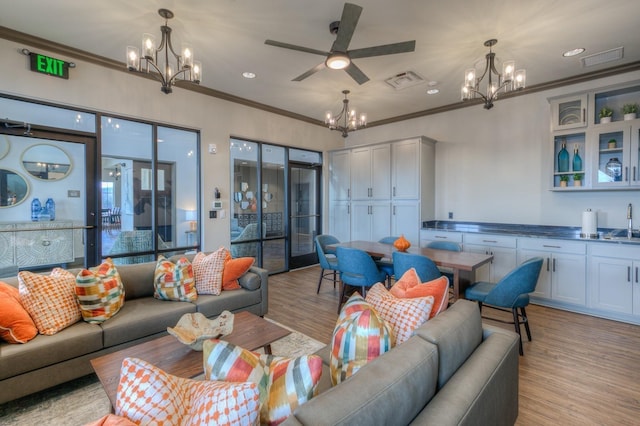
[
  {"left": 521, "top": 307, "right": 532, "bottom": 341},
  {"left": 316, "top": 268, "right": 325, "bottom": 294},
  {"left": 332, "top": 270, "right": 337, "bottom": 289},
  {"left": 338, "top": 283, "right": 347, "bottom": 314},
  {"left": 477, "top": 301, "right": 483, "bottom": 313},
  {"left": 512, "top": 308, "right": 524, "bottom": 356}
]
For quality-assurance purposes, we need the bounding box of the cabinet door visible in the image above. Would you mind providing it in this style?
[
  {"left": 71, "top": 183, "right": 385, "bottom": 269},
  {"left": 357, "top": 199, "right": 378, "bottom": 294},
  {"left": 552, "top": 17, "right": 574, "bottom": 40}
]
[
  {"left": 370, "top": 144, "right": 391, "bottom": 200},
  {"left": 392, "top": 139, "right": 419, "bottom": 199},
  {"left": 350, "top": 202, "right": 371, "bottom": 241},
  {"left": 519, "top": 250, "right": 551, "bottom": 299},
  {"left": 391, "top": 202, "right": 419, "bottom": 246},
  {"left": 370, "top": 202, "right": 391, "bottom": 242},
  {"left": 329, "top": 201, "right": 351, "bottom": 242},
  {"left": 489, "top": 246, "right": 518, "bottom": 282},
  {"left": 550, "top": 94, "right": 588, "bottom": 131},
  {"left": 329, "top": 150, "right": 351, "bottom": 201},
  {"left": 551, "top": 253, "right": 586, "bottom": 306},
  {"left": 464, "top": 245, "right": 490, "bottom": 282},
  {"left": 591, "top": 123, "right": 631, "bottom": 188},
  {"left": 0, "top": 224, "right": 15, "bottom": 268},
  {"left": 589, "top": 256, "right": 633, "bottom": 314},
  {"left": 15, "top": 224, "right": 74, "bottom": 267}
]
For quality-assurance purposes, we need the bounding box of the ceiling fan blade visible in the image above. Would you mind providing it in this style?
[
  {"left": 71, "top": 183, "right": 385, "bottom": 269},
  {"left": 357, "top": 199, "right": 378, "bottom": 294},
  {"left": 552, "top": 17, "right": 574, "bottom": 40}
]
[
  {"left": 265, "top": 40, "right": 329, "bottom": 57},
  {"left": 331, "top": 3, "right": 363, "bottom": 53},
  {"left": 292, "top": 62, "right": 326, "bottom": 82},
  {"left": 348, "top": 40, "right": 416, "bottom": 59},
  {"left": 345, "top": 62, "right": 370, "bottom": 85}
]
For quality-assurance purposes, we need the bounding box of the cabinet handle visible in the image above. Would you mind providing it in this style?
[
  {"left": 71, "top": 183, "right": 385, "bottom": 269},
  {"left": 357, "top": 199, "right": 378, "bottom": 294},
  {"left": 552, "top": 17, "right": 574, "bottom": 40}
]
[
  {"left": 393, "top": 187, "right": 396, "bottom": 197},
  {"left": 435, "top": 236, "right": 447, "bottom": 239},
  {"left": 42, "top": 240, "right": 51, "bottom": 246},
  {"left": 482, "top": 240, "right": 498, "bottom": 243},
  {"left": 393, "top": 206, "right": 396, "bottom": 215},
  {"left": 543, "top": 245, "right": 561, "bottom": 249},
  {"left": 581, "top": 108, "right": 585, "bottom": 123},
  {"left": 347, "top": 205, "right": 350, "bottom": 214},
  {"left": 634, "top": 167, "right": 637, "bottom": 182},
  {"left": 625, "top": 166, "right": 629, "bottom": 182},
  {"left": 552, "top": 258, "right": 556, "bottom": 272},
  {"left": 347, "top": 189, "right": 350, "bottom": 199},
  {"left": 546, "top": 257, "right": 550, "bottom": 272},
  {"left": 636, "top": 266, "right": 638, "bottom": 283},
  {"left": 628, "top": 266, "right": 632, "bottom": 282}
]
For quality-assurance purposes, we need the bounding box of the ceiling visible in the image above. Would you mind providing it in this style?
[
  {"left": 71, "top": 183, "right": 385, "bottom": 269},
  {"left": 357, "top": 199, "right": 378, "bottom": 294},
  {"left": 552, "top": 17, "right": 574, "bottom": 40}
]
[{"left": 1, "top": 0, "right": 640, "bottom": 125}]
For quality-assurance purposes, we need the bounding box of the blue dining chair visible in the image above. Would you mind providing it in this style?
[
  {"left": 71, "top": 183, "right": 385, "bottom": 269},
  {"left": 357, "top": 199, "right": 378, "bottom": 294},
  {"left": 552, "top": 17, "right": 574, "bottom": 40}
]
[
  {"left": 392, "top": 251, "right": 442, "bottom": 283},
  {"left": 376, "top": 236, "right": 399, "bottom": 287},
  {"left": 336, "top": 246, "right": 387, "bottom": 313},
  {"left": 426, "top": 240, "right": 461, "bottom": 284},
  {"left": 464, "top": 257, "right": 544, "bottom": 355},
  {"left": 315, "top": 234, "right": 340, "bottom": 294}
]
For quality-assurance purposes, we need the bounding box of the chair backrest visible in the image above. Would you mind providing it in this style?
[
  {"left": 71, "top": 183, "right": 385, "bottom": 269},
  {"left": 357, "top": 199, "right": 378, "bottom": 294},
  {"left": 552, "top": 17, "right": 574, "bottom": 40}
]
[
  {"left": 315, "top": 235, "right": 339, "bottom": 270},
  {"left": 426, "top": 240, "right": 461, "bottom": 252},
  {"left": 337, "top": 246, "right": 385, "bottom": 287},
  {"left": 484, "top": 257, "right": 544, "bottom": 307},
  {"left": 317, "top": 234, "right": 340, "bottom": 255},
  {"left": 392, "top": 251, "right": 442, "bottom": 282},
  {"left": 378, "top": 236, "right": 399, "bottom": 245}
]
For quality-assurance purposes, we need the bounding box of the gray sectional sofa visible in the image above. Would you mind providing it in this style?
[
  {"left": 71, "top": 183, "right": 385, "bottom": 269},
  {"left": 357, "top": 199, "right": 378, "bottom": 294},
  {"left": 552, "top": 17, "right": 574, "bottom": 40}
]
[
  {"left": 283, "top": 299, "right": 520, "bottom": 426},
  {"left": 0, "top": 254, "right": 268, "bottom": 404}
]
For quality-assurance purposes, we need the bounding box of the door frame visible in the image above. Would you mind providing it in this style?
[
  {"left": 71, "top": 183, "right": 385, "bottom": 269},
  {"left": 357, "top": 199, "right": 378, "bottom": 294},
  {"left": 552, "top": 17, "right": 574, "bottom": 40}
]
[{"left": 288, "top": 161, "right": 322, "bottom": 269}]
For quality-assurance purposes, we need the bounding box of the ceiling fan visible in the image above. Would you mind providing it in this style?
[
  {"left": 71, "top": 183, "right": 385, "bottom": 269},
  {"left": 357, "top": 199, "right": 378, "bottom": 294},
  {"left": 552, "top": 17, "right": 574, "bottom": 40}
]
[{"left": 264, "top": 2, "right": 416, "bottom": 85}]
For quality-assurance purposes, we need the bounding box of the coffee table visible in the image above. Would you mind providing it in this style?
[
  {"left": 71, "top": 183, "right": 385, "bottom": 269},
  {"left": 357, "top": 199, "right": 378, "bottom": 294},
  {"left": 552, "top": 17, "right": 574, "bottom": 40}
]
[{"left": 90, "top": 311, "right": 290, "bottom": 408}]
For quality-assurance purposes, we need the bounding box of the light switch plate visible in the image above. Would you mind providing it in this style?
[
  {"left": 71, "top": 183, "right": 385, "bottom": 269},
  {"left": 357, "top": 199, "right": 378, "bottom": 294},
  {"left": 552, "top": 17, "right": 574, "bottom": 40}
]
[{"left": 208, "top": 143, "right": 217, "bottom": 154}]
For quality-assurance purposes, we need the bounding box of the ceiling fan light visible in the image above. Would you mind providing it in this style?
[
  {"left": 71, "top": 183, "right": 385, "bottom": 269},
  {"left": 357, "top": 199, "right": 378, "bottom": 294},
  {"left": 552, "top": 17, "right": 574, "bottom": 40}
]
[{"left": 326, "top": 53, "right": 350, "bottom": 70}]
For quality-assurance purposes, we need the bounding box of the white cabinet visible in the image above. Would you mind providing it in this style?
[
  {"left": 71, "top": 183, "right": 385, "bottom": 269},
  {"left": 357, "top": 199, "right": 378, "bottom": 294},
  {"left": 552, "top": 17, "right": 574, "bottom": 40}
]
[
  {"left": 391, "top": 202, "right": 420, "bottom": 246},
  {"left": 550, "top": 94, "right": 588, "bottom": 131},
  {"left": 329, "top": 201, "right": 351, "bottom": 243},
  {"left": 2, "top": 221, "right": 74, "bottom": 268},
  {"left": 391, "top": 139, "right": 420, "bottom": 200},
  {"left": 351, "top": 144, "right": 390, "bottom": 200},
  {"left": 420, "top": 229, "right": 463, "bottom": 247},
  {"left": 329, "top": 150, "right": 351, "bottom": 201},
  {"left": 463, "top": 234, "right": 517, "bottom": 283},
  {"left": 590, "top": 121, "right": 640, "bottom": 188},
  {"left": 351, "top": 202, "right": 391, "bottom": 242},
  {"left": 518, "top": 238, "right": 586, "bottom": 306},
  {"left": 589, "top": 244, "right": 640, "bottom": 316}
]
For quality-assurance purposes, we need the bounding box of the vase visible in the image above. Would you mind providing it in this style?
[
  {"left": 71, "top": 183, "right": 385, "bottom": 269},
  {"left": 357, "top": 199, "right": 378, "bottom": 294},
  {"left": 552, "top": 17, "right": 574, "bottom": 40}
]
[
  {"left": 624, "top": 113, "right": 637, "bottom": 121},
  {"left": 560, "top": 181, "right": 567, "bottom": 188},
  {"left": 574, "top": 180, "right": 582, "bottom": 187},
  {"left": 30, "top": 198, "right": 41, "bottom": 221},
  {"left": 557, "top": 142, "right": 569, "bottom": 173},
  {"left": 393, "top": 235, "right": 411, "bottom": 252},
  {"left": 600, "top": 117, "right": 612, "bottom": 124},
  {"left": 608, "top": 139, "right": 617, "bottom": 149},
  {"left": 572, "top": 145, "right": 582, "bottom": 172},
  {"left": 606, "top": 158, "right": 622, "bottom": 182}
]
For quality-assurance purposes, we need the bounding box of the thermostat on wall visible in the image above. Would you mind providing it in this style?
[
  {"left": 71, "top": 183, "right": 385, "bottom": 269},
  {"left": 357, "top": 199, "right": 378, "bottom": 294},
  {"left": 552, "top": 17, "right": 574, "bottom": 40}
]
[{"left": 212, "top": 201, "right": 223, "bottom": 210}]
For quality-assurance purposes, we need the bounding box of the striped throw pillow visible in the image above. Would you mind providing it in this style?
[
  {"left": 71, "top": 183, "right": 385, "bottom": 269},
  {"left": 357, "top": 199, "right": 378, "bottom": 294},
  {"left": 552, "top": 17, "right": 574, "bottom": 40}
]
[
  {"left": 203, "top": 339, "right": 323, "bottom": 426},
  {"left": 75, "top": 258, "right": 125, "bottom": 323},
  {"left": 154, "top": 255, "right": 197, "bottom": 302}
]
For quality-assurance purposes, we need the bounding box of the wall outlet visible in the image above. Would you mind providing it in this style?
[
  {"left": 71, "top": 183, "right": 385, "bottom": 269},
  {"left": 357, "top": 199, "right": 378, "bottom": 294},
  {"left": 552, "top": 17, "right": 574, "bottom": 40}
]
[{"left": 448, "top": 212, "right": 454, "bottom": 219}]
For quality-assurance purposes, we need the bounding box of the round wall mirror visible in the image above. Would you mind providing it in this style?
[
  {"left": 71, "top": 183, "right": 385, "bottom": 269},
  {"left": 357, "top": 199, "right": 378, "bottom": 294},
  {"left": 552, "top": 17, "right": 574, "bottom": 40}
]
[
  {"left": 0, "top": 136, "right": 9, "bottom": 160},
  {"left": 0, "top": 168, "right": 30, "bottom": 208},
  {"left": 21, "top": 144, "right": 72, "bottom": 181}
]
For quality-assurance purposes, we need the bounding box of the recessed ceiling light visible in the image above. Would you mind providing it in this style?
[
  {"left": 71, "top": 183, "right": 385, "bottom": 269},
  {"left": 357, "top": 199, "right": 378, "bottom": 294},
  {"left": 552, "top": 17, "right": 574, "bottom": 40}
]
[
  {"left": 563, "top": 48, "right": 585, "bottom": 57},
  {"left": 242, "top": 71, "right": 256, "bottom": 79},
  {"left": 427, "top": 88, "right": 440, "bottom": 95},
  {"left": 427, "top": 80, "right": 439, "bottom": 87}
]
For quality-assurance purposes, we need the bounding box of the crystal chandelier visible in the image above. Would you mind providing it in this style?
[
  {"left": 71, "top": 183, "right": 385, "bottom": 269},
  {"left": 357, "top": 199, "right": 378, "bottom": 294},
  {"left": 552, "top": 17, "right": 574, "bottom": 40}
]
[
  {"left": 325, "top": 90, "right": 367, "bottom": 138},
  {"left": 461, "top": 39, "right": 526, "bottom": 109},
  {"left": 126, "top": 9, "right": 202, "bottom": 94}
]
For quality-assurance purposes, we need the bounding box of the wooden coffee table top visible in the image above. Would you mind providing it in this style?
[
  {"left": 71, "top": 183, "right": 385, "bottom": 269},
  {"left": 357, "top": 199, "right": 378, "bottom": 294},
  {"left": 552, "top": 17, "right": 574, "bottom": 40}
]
[{"left": 90, "top": 311, "right": 290, "bottom": 408}]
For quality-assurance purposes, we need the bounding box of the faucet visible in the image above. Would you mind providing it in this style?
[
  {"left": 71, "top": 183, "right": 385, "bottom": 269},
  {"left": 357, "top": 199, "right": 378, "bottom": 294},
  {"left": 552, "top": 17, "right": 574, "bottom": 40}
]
[{"left": 627, "top": 203, "right": 633, "bottom": 239}]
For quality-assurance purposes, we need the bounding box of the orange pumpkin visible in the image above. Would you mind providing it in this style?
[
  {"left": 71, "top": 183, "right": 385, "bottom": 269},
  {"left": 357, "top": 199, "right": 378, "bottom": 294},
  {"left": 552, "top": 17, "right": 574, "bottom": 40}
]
[{"left": 394, "top": 235, "right": 411, "bottom": 252}]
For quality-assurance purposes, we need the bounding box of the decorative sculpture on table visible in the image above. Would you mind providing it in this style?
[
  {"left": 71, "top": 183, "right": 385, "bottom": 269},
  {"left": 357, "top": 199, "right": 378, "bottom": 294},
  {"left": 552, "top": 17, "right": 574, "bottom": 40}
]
[
  {"left": 393, "top": 235, "right": 411, "bottom": 252},
  {"left": 168, "top": 311, "right": 234, "bottom": 351}
]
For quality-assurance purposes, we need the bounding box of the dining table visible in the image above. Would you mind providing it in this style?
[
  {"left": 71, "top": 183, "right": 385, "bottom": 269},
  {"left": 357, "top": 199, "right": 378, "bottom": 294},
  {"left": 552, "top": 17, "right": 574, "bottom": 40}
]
[{"left": 328, "top": 240, "right": 493, "bottom": 302}]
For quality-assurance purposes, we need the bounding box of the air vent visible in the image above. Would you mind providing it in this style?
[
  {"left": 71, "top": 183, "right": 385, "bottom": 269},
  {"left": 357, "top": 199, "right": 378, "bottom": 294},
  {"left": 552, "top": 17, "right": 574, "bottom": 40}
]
[
  {"left": 384, "top": 71, "right": 425, "bottom": 90},
  {"left": 581, "top": 47, "right": 624, "bottom": 67}
]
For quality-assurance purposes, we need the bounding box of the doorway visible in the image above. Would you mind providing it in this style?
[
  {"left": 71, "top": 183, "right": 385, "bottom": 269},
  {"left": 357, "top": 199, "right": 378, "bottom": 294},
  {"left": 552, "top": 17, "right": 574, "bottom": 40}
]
[{"left": 289, "top": 162, "right": 321, "bottom": 269}]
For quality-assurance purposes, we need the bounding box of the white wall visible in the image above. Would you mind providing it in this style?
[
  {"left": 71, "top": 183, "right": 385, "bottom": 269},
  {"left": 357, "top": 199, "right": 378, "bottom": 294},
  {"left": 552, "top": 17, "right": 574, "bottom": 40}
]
[
  {"left": 344, "top": 71, "right": 640, "bottom": 230},
  {"left": 0, "top": 38, "right": 343, "bottom": 251}
]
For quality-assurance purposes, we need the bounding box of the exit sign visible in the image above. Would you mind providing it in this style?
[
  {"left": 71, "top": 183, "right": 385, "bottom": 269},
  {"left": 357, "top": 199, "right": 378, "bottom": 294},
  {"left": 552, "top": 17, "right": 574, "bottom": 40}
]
[{"left": 29, "top": 52, "right": 71, "bottom": 79}]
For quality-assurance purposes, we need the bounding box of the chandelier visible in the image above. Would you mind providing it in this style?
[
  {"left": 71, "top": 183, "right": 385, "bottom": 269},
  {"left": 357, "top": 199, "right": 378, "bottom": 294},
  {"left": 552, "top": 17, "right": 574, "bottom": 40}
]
[
  {"left": 461, "top": 39, "right": 526, "bottom": 109},
  {"left": 325, "top": 90, "right": 367, "bottom": 138},
  {"left": 126, "top": 9, "right": 202, "bottom": 94}
]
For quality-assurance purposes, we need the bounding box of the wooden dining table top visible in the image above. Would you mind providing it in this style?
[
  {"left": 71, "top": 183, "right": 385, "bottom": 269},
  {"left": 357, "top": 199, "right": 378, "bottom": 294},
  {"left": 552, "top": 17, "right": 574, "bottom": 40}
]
[{"left": 328, "top": 240, "right": 493, "bottom": 271}]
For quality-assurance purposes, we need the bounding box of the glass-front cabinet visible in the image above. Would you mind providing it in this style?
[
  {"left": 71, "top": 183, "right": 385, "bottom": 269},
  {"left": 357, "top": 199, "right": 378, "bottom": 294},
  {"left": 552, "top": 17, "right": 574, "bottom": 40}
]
[
  {"left": 552, "top": 131, "right": 586, "bottom": 189},
  {"left": 590, "top": 123, "right": 640, "bottom": 188},
  {"left": 550, "top": 94, "right": 588, "bottom": 131}
]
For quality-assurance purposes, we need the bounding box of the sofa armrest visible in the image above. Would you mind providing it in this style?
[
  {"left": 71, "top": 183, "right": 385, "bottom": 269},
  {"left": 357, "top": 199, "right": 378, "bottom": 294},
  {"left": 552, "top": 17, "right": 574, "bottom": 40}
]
[{"left": 238, "top": 266, "right": 268, "bottom": 316}]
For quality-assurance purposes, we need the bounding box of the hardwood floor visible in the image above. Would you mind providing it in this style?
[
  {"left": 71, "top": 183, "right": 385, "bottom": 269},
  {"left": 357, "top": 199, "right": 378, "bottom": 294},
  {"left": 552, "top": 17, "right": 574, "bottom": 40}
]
[{"left": 266, "top": 265, "right": 640, "bottom": 425}]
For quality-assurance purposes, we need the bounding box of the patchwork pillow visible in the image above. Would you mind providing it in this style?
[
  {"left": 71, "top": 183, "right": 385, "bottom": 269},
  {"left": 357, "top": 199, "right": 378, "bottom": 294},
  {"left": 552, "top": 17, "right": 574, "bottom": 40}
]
[
  {"left": 203, "top": 339, "right": 323, "bottom": 426},
  {"left": 223, "top": 254, "right": 255, "bottom": 291},
  {"left": 116, "top": 357, "right": 260, "bottom": 426},
  {"left": 18, "top": 268, "right": 81, "bottom": 335},
  {"left": 366, "top": 283, "right": 434, "bottom": 345},
  {"left": 192, "top": 248, "right": 227, "bottom": 295},
  {"left": 0, "top": 281, "right": 38, "bottom": 343},
  {"left": 330, "top": 293, "right": 394, "bottom": 386},
  {"left": 390, "top": 268, "right": 449, "bottom": 318},
  {"left": 154, "top": 255, "right": 197, "bottom": 302},
  {"left": 75, "top": 258, "right": 125, "bottom": 323}
]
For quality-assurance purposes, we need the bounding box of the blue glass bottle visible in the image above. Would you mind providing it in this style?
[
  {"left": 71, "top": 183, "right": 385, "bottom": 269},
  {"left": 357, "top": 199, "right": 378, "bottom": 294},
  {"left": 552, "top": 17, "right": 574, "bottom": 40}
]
[
  {"left": 31, "top": 198, "right": 41, "bottom": 221},
  {"left": 45, "top": 198, "right": 55, "bottom": 221},
  {"left": 558, "top": 142, "right": 569, "bottom": 172},
  {"left": 572, "top": 145, "right": 582, "bottom": 172}
]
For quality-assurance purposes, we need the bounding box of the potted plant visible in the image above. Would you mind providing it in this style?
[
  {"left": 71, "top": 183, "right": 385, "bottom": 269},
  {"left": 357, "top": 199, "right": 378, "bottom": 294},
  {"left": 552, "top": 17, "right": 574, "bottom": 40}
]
[
  {"left": 608, "top": 138, "right": 617, "bottom": 149},
  {"left": 599, "top": 106, "right": 613, "bottom": 123},
  {"left": 622, "top": 103, "right": 638, "bottom": 120},
  {"left": 559, "top": 175, "right": 569, "bottom": 187},
  {"left": 574, "top": 173, "right": 584, "bottom": 187}
]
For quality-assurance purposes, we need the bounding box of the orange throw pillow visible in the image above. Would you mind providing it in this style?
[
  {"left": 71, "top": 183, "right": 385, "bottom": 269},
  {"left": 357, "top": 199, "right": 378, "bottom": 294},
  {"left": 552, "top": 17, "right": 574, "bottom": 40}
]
[
  {"left": 222, "top": 253, "right": 254, "bottom": 291},
  {"left": 0, "top": 281, "right": 38, "bottom": 344},
  {"left": 390, "top": 268, "right": 449, "bottom": 319}
]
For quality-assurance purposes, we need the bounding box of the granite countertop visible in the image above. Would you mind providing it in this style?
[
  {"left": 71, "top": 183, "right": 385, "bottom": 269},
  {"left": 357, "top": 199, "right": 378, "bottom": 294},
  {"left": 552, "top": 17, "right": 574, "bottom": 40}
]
[{"left": 422, "top": 220, "right": 640, "bottom": 245}]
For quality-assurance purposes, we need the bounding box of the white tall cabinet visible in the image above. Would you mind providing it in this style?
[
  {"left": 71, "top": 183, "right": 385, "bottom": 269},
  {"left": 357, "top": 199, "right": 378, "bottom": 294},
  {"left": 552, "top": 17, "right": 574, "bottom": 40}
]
[{"left": 328, "top": 137, "right": 435, "bottom": 245}]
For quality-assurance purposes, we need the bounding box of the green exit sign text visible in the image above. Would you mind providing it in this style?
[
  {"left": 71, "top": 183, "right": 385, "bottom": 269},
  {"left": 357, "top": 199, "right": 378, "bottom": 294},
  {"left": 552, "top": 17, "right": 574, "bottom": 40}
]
[{"left": 29, "top": 53, "right": 70, "bottom": 79}]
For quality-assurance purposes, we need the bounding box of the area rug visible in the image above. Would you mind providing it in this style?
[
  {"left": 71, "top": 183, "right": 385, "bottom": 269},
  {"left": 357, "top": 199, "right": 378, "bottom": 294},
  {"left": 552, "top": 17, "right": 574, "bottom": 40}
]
[{"left": 0, "top": 321, "right": 325, "bottom": 426}]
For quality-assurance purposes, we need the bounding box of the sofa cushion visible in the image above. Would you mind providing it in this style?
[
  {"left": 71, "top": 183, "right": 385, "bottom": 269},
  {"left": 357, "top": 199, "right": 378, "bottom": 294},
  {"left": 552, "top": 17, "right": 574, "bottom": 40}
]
[
  {"left": 154, "top": 255, "right": 197, "bottom": 302},
  {"left": 116, "top": 357, "right": 261, "bottom": 426},
  {"left": 365, "top": 283, "right": 434, "bottom": 345},
  {"left": 330, "top": 293, "right": 394, "bottom": 386},
  {"left": 238, "top": 270, "right": 261, "bottom": 291},
  {"left": 75, "top": 258, "right": 125, "bottom": 323},
  {"left": 192, "top": 248, "right": 227, "bottom": 295},
  {"left": 414, "top": 299, "right": 483, "bottom": 388},
  {"left": 18, "top": 268, "right": 81, "bottom": 335},
  {"left": 100, "top": 297, "right": 196, "bottom": 347},
  {"left": 285, "top": 336, "right": 439, "bottom": 426},
  {"left": 0, "top": 320, "right": 103, "bottom": 380},
  {"left": 115, "top": 262, "right": 157, "bottom": 300},
  {"left": 203, "top": 340, "right": 322, "bottom": 426},
  {"left": 390, "top": 269, "right": 449, "bottom": 319},
  {"left": 193, "top": 287, "right": 262, "bottom": 318},
  {"left": 0, "top": 281, "right": 37, "bottom": 344},
  {"left": 223, "top": 255, "right": 254, "bottom": 291}
]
